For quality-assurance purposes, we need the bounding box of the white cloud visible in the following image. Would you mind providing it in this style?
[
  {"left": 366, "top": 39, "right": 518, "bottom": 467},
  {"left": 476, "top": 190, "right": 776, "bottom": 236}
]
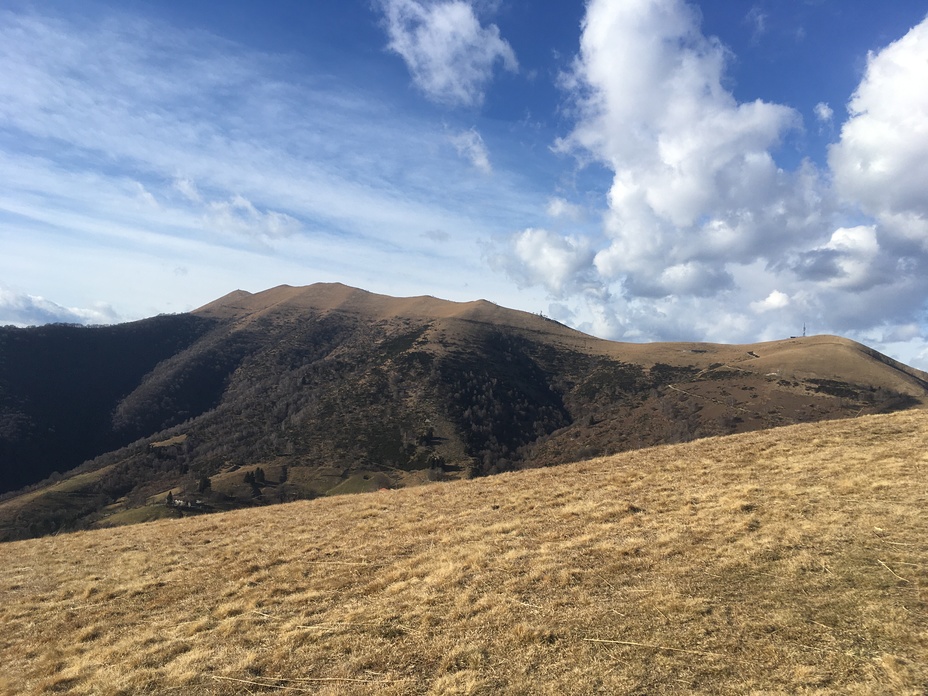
[
  {"left": 750, "top": 290, "right": 790, "bottom": 314},
  {"left": 556, "top": 0, "right": 805, "bottom": 291},
  {"left": 818, "top": 226, "right": 884, "bottom": 290},
  {"left": 0, "top": 286, "right": 121, "bottom": 326},
  {"left": 546, "top": 197, "right": 585, "bottom": 220},
  {"left": 3, "top": 4, "right": 928, "bottom": 373},
  {"left": 656, "top": 262, "right": 733, "bottom": 297},
  {"left": 205, "top": 194, "right": 303, "bottom": 240},
  {"left": 507, "top": 228, "right": 596, "bottom": 297},
  {"left": 173, "top": 177, "right": 201, "bottom": 202},
  {"left": 450, "top": 128, "right": 492, "bottom": 173},
  {"left": 829, "top": 18, "right": 928, "bottom": 243},
  {"left": 497, "top": 1, "right": 928, "bottom": 366},
  {"left": 915, "top": 344, "right": 928, "bottom": 370},
  {"left": 880, "top": 323, "right": 922, "bottom": 342},
  {"left": 380, "top": 0, "right": 517, "bottom": 106},
  {"left": 745, "top": 6, "right": 767, "bottom": 41},
  {"left": 814, "top": 101, "right": 833, "bottom": 124},
  {"left": 0, "top": 10, "right": 525, "bottom": 247},
  {"left": 785, "top": 226, "right": 888, "bottom": 292}
]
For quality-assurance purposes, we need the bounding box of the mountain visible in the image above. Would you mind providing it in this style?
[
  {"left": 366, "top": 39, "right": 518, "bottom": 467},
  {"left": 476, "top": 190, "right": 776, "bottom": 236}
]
[
  {"left": 3, "top": 408, "right": 927, "bottom": 694},
  {"left": 2, "top": 282, "right": 927, "bottom": 540}
]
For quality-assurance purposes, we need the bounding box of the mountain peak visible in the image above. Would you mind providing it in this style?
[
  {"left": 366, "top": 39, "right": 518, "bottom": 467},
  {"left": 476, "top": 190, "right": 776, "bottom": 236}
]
[{"left": 191, "top": 282, "right": 573, "bottom": 334}]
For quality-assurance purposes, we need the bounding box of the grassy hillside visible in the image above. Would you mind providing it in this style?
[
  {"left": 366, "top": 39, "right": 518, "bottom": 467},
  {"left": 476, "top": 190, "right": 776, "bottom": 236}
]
[
  {"left": 0, "top": 314, "right": 218, "bottom": 492},
  {"left": 1, "top": 409, "right": 926, "bottom": 694}
]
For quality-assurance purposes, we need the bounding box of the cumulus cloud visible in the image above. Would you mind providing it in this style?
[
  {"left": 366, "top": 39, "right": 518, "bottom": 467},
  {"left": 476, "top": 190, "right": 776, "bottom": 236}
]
[
  {"left": 815, "top": 17, "right": 928, "bottom": 342},
  {"left": 507, "top": 228, "right": 596, "bottom": 297},
  {"left": 750, "top": 290, "right": 790, "bottom": 314},
  {"left": 0, "top": 287, "right": 121, "bottom": 327},
  {"left": 380, "top": 0, "right": 517, "bottom": 106},
  {"left": 814, "top": 101, "right": 834, "bottom": 125},
  {"left": 829, "top": 18, "right": 928, "bottom": 247},
  {"left": 557, "top": 0, "right": 805, "bottom": 293},
  {"left": 546, "top": 197, "right": 585, "bottom": 221},
  {"left": 450, "top": 128, "right": 492, "bottom": 173},
  {"left": 495, "top": 0, "right": 928, "bottom": 367},
  {"left": 808, "top": 226, "right": 889, "bottom": 291}
]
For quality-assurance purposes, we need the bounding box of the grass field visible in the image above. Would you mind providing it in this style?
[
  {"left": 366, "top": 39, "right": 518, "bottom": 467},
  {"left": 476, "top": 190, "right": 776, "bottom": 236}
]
[{"left": 1, "top": 409, "right": 926, "bottom": 694}]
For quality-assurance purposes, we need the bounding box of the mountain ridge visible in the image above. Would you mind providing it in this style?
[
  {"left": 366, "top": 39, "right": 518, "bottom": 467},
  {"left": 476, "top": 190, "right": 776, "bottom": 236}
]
[
  {"left": 1, "top": 282, "right": 926, "bottom": 540},
  {"left": 193, "top": 283, "right": 586, "bottom": 338},
  {"left": 193, "top": 283, "right": 928, "bottom": 388}
]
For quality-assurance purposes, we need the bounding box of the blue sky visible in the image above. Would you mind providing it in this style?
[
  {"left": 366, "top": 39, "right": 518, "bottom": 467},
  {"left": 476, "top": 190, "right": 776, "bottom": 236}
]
[{"left": 2, "top": 1, "right": 928, "bottom": 369}]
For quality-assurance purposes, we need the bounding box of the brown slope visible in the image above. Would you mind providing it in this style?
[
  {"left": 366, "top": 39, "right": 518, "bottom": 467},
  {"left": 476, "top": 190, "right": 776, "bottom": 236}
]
[
  {"left": 739, "top": 335, "right": 928, "bottom": 395},
  {"left": 194, "top": 282, "right": 589, "bottom": 340},
  {"left": 192, "top": 282, "right": 501, "bottom": 321},
  {"left": 597, "top": 333, "right": 928, "bottom": 390},
  {"left": 2, "top": 409, "right": 927, "bottom": 695}
]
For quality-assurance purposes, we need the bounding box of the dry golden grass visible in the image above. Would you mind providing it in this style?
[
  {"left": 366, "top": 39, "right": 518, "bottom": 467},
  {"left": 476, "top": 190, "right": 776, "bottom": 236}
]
[{"left": 2, "top": 410, "right": 927, "bottom": 694}]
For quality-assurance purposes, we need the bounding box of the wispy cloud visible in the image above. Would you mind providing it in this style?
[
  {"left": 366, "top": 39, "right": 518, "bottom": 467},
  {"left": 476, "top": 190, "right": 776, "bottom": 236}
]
[
  {"left": 745, "top": 6, "right": 768, "bottom": 42},
  {"left": 0, "top": 7, "right": 547, "bottom": 325},
  {"left": 173, "top": 177, "right": 202, "bottom": 203},
  {"left": 545, "top": 197, "right": 585, "bottom": 221},
  {"left": 450, "top": 128, "right": 492, "bottom": 173},
  {"left": 379, "top": 0, "right": 517, "bottom": 106},
  {"left": 204, "top": 195, "right": 303, "bottom": 241}
]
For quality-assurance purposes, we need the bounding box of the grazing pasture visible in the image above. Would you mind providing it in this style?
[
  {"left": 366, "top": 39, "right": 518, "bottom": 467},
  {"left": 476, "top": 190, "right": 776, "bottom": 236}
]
[{"left": 2, "top": 409, "right": 926, "bottom": 694}]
